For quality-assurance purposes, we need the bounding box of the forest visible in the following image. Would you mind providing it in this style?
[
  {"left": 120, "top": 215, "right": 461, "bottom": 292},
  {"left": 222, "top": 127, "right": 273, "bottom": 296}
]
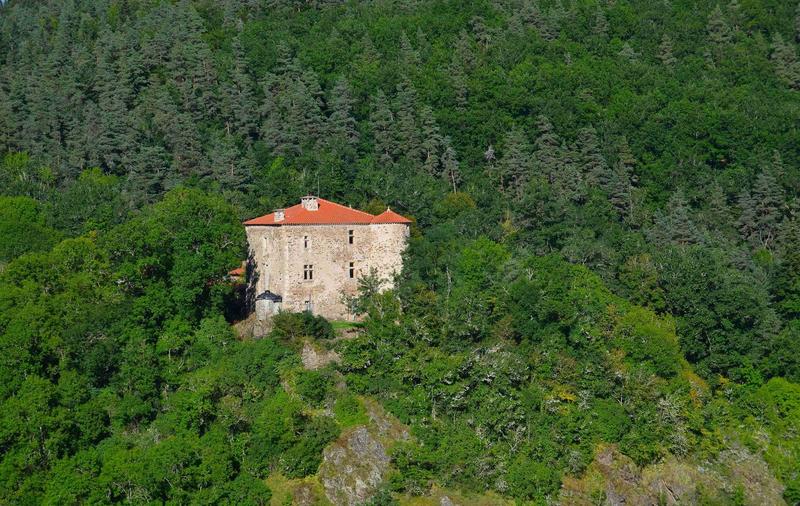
[{"left": 0, "top": 0, "right": 799, "bottom": 503}]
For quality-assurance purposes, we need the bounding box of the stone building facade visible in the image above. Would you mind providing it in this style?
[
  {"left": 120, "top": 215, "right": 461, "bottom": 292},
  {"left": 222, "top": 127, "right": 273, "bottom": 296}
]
[{"left": 244, "top": 196, "right": 411, "bottom": 321}]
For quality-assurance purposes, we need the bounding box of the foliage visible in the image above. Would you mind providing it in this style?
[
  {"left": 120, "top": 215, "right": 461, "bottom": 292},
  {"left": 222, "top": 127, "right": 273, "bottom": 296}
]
[{"left": 1, "top": 0, "right": 800, "bottom": 503}]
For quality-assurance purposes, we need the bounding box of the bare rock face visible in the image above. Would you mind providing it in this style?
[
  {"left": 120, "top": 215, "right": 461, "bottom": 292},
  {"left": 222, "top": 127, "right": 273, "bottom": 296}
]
[
  {"left": 301, "top": 341, "right": 341, "bottom": 370},
  {"left": 318, "top": 427, "right": 391, "bottom": 506},
  {"left": 560, "top": 444, "right": 786, "bottom": 506}
]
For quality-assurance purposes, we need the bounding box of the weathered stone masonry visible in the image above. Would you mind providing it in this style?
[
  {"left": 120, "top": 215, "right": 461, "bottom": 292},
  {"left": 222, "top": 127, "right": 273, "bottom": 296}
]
[{"left": 244, "top": 196, "right": 411, "bottom": 321}]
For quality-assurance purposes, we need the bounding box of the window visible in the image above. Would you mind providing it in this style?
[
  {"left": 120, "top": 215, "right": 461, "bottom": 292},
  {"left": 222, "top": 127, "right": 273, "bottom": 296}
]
[
  {"left": 303, "top": 264, "right": 313, "bottom": 280},
  {"left": 348, "top": 229, "right": 354, "bottom": 244},
  {"left": 349, "top": 262, "right": 355, "bottom": 279},
  {"left": 304, "top": 300, "right": 313, "bottom": 312},
  {"left": 304, "top": 235, "right": 309, "bottom": 249}
]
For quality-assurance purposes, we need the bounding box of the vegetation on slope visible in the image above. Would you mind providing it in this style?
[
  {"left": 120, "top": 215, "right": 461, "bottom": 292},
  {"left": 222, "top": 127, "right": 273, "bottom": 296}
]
[{"left": 1, "top": 0, "right": 800, "bottom": 503}]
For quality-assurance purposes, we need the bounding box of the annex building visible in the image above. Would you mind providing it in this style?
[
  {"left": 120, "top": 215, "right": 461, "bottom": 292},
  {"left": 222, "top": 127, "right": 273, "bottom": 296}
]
[{"left": 243, "top": 196, "right": 412, "bottom": 321}]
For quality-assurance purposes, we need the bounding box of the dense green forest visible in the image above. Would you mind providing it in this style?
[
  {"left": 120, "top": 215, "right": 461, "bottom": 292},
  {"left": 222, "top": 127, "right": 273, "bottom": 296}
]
[{"left": 1, "top": 0, "right": 800, "bottom": 503}]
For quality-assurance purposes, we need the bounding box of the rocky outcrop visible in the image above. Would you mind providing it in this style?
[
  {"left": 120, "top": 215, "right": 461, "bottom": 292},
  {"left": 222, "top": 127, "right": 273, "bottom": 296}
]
[
  {"left": 318, "top": 427, "right": 391, "bottom": 506},
  {"left": 301, "top": 341, "right": 341, "bottom": 370},
  {"left": 560, "top": 444, "right": 786, "bottom": 506}
]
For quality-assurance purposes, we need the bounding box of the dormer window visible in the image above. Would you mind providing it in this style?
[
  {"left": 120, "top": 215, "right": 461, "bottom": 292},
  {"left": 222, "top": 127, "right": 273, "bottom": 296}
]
[{"left": 348, "top": 229, "right": 354, "bottom": 244}]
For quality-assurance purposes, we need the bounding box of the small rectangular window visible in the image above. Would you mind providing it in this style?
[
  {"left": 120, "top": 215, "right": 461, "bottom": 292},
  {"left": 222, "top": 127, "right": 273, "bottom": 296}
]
[
  {"left": 348, "top": 229, "right": 354, "bottom": 244},
  {"left": 304, "top": 235, "right": 308, "bottom": 249},
  {"left": 303, "top": 264, "right": 313, "bottom": 280},
  {"left": 349, "top": 262, "right": 355, "bottom": 279},
  {"left": 304, "top": 300, "right": 312, "bottom": 312}
]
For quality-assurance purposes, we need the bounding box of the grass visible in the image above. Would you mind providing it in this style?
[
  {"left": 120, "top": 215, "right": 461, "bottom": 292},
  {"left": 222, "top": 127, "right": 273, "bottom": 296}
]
[{"left": 330, "top": 320, "right": 362, "bottom": 331}]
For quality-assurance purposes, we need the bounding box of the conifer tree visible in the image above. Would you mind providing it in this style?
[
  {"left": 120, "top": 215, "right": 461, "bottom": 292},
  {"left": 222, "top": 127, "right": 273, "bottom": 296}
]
[
  {"left": 224, "top": 34, "right": 258, "bottom": 142},
  {"left": 752, "top": 170, "right": 785, "bottom": 248},
  {"left": 533, "top": 115, "right": 562, "bottom": 183},
  {"left": 618, "top": 42, "right": 640, "bottom": 62},
  {"left": 707, "top": 5, "right": 732, "bottom": 46},
  {"left": 593, "top": 7, "right": 609, "bottom": 39},
  {"left": 770, "top": 33, "right": 800, "bottom": 90},
  {"left": 659, "top": 189, "right": 698, "bottom": 245},
  {"left": 394, "top": 81, "right": 422, "bottom": 163},
  {"left": 326, "top": 76, "right": 359, "bottom": 147},
  {"left": 208, "top": 132, "right": 251, "bottom": 191},
  {"left": 658, "top": 34, "right": 677, "bottom": 67},
  {"left": 499, "top": 127, "right": 531, "bottom": 196},
  {"left": 607, "top": 162, "right": 633, "bottom": 217},
  {"left": 577, "top": 126, "right": 608, "bottom": 187},
  {"left": 399, "top": 31, "right": 421, "bottom": 71},
  {"left": 702, "top": 182, "right": 732, "bottom": 233},
  {"left": 369, "top": 89, "right": 396, "bottom": 166},
  {"left": 796, "top": 3, "right": 800, "bottom": 42},
  {"left": 737, "top": 188, "right": 758, "bottom": 243},
  {"left": 419, "top": 105, "right": 443, "bottom": 175},
  {"left": 92, "top": 31, "right": 138, "bottom": 175},
  {"left": 441, "top": 137, "right": 461, "bottom": 192}
]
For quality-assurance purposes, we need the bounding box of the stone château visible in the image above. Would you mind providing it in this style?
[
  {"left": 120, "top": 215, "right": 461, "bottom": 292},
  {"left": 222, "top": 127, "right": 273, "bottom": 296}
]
[{"left": 244, "top": 196, "right": 412, "bottom": 321}]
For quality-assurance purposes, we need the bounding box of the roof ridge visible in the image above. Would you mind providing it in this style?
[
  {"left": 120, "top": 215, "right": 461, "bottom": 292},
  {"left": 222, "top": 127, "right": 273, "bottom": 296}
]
[{"left": 316, "top": 197, "right": 376, "bottom": 218}]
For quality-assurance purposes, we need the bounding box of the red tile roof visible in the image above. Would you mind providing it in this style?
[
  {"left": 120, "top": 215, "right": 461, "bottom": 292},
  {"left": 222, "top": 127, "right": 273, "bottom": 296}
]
[
  {"left": 228, "top": 267, "right": 245, "bottom": 276},
  {"left": 243, "top": 198, "right": 411, "bottom": 226},
  {"left": 371, "top": 208, "right": 413, "bottom": 224}
]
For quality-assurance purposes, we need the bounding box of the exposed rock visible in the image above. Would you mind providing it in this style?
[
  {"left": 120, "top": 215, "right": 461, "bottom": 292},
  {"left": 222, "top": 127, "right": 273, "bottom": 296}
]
[
  {"left": 363, "top": 397, "right": 410, "bottom": 443},
  {"left": 292, "top": 483, "right": 319, "bottom": 506},
  {"left": 440, "top": 495, "right": 457, "bottom": 506},
  {"left": 560, "top": 443, "right": 786, "bottom": 506},
  {"left": 301, "top": 341, "right": 341, "bottom": 370},
  {"left": 318, "top": 427, "right": 390, "bottom": 506}
]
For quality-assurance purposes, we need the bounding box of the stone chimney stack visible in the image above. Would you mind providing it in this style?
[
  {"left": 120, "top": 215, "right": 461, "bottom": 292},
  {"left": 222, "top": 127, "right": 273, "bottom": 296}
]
[
  {"left": 274, "top": 209, "right": 285, "bottom": 222},
  {"left": 301, "top": 195, "right": 319, "bottom": 211}
]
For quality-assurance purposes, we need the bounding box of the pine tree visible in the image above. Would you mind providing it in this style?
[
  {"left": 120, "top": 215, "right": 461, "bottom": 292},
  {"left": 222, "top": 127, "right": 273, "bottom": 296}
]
[
  {"left": 577, "top": 126, "right": 608, "bottom": 187},
  {"left": 518, "top": 0, "right": 556, "bottom": 40},
  {"left": 448, "top": 56, "right": 469, "bottom": 110},
  {"left": 593, "top": 7, "right": 609, "bottom": 38},
  {"left": 553, "top": 142, "right": 584, "bottom": 203},
  {"left": 737, "top": 188, "right": 758, "bottom": 243},
  {"left": 168, "top": 3, "right": 219, "bottom": 122},
  {"left": 498, "top": 127, "right": 531, "bottom": 196},
  {"left": 618, "top": 42, "right": 640, "bottom": 62},
  {"left": 470, "top": 16, "right": 492, "bottom": 50},
  {"left": 617, "top": 136, "right": 637, "bottom": 184},
  {"left": 91, "top": 30, "right": 135, "bottom": 175},
  {"left": 453, "top": 30, "right": 477, "bottom": 71},
  {"left": 224, "top": 34, "right": 258, "bottom": 141},
  {"left": 796, "top": 3, "right": 800, "bottom": 42},
  {"left": 770, "top": 33, "right": 800, "bottom": 90},
  {"left": 127, "top": 144, "right": 173, "bottom": 205},
  {"left": 419, "top": 105, "right": 443, "bottom": 175},
  {"left": 399, "top": 31, "right": 421, "bottom": 70},
  {"left": 207, "top": 132, "right": 251, "bottom": 191},
  {"left": 703, "top": 182, "right": 732, "bottom": 232},
  {"left": 326, "top": 76, "right": 359, "bottom": 147},
  {"left": 752, "top": 169, "right": 785, "bottom": 248},
  {"left": 661, "top": 189, "right": 698, "bottom": 245},
  {"left": 707, "top": 5, "right": 732, "bottom": 46},
  {"left": 369, "top": 89, "right": 396, "bottom": 166},
  {"left": 607, "top": 161, "right": 633, "bottom": 217},
  {"left": 658, "top": 34, "right": 677, "bottom": 67},
  {"left": 533, "top": 115, "right": 562, "bottom": 183},
  {"left": 394, "top": 81, "right": 421, "bottom": 163},
  {"left": 441, "top": 137, "right": 462, "bottom": 192}
]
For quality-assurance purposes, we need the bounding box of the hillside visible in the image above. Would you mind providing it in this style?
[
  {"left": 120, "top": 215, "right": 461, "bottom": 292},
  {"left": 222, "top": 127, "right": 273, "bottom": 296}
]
[{"left": 1, "top": 0, "right": 800, "bottom": 504}]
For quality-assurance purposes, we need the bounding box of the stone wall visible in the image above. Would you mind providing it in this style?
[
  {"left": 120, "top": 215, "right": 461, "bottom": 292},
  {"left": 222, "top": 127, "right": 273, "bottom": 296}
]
[{"left": 246, "top": 222, "right": 409, "bottom": 321}]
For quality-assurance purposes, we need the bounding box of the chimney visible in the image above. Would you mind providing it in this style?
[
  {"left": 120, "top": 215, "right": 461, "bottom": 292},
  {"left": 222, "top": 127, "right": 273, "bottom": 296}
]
[
  {"left": 274, "top": 209, "right": 285, "bottom": 222},
  {"left": 301, "top": 195, "right": 319, "bottom": 211}
]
